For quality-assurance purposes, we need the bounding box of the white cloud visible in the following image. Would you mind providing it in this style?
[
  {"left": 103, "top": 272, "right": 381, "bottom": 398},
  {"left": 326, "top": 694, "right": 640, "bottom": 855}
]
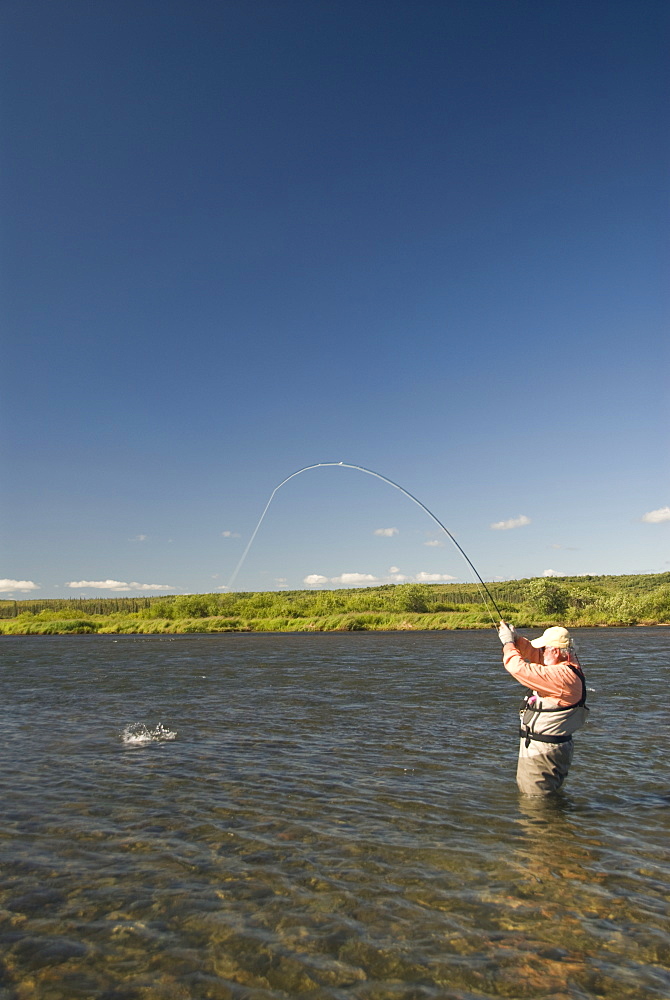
[
  {"left": 388, "top": 567, "right": 407, "bottom": 581},
  {"left": 305, "top": 572, "right": 382, "bottom": 586},
  {"left": 642, "top": 506, "right": 670, "bottom": 524},
  {"left": 221, "top": 530, "right": 241, "bottom": 538},
  {"left": 129, "top": 534, "right": 147, "bottom": 542},
  {"left": 415, "top": 571, "right": 456, "bottom": 582},
  {"left": 305, "top": 567, "right": 462, "bottom": 587},
  {"left": 424, "top": 539, "right": 443, "bottom": 547},
  {"left": 66, "top": 580, "right": 174, "bottom": 591},
  {"left": 542, "top": 569, "right": 563, "bottom": 577},
  {"left": 0, "top": 579, "right": 40, "bottom": 593},
  {"left": 275, "top": 577, "right": 287, "bottom": 584},
  {"left": 490, "top": 515, "right": 531, "bottom": 531},
  {"left": 331, "top": 573, "right": 379, "bottom": 585},
  {"left": 374, "top": 527, "right": 398, "bottom": 537}
]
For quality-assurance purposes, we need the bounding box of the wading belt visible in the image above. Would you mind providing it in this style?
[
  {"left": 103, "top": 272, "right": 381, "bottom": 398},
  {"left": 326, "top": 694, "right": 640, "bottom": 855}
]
[{"left": 518, "top": 728, "right": 573, "bottom": 745}]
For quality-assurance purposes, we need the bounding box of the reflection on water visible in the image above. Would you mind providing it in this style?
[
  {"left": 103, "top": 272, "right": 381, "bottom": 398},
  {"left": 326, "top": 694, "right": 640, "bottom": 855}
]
[{"left": 0, "top": 629, "right": 669, "bottom": 999}]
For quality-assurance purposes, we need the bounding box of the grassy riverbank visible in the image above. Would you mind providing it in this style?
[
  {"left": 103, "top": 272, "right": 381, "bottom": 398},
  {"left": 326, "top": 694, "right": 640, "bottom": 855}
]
[{"left": 1, "top": 574, "right": 669, "bottom": 635}]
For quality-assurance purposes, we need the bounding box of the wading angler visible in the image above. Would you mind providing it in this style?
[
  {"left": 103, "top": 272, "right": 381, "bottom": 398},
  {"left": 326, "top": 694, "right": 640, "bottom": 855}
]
[{"left": 497, "top": 623, "right": 589, "bottom": 795}]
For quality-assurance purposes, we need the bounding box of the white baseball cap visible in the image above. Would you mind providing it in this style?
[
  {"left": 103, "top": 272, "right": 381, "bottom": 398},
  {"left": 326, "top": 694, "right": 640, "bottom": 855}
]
[{"left": 530, "top": 626, "right": 572, "bottom": 649}]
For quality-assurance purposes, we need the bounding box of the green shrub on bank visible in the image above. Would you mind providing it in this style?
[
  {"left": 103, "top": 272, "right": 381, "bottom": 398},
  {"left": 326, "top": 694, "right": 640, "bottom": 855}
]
[
  {"left": 637, "top": 584, "right": 670, "bottom": 624},
  {"left": 0, "top": 618, "right": 98, "bottom": 635}
]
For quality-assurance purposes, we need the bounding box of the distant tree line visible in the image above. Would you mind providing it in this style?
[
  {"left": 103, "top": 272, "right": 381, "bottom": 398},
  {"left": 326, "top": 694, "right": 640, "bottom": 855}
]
[
  {"left": 2, "top": 573, "right": 669, "bottom": 632},
  {"left": 0, "top": 597, "right": 157, "bottom": 618}
]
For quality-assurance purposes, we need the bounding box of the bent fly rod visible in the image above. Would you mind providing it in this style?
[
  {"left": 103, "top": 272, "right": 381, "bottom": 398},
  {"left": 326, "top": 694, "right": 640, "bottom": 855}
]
[{"left": 227, "top": 462, "right": 504, "bottom": 623}]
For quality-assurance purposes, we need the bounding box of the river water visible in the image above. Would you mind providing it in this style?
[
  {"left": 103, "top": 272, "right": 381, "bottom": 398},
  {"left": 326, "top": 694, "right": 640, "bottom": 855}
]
[{"left": 0, "top": 628, "right": 668, "bottom": 1000}]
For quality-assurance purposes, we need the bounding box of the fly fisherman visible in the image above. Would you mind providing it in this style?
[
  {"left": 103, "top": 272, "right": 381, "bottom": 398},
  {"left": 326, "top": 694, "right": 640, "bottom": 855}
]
[{"left": 497, "top": 622, "right": 589, "bottom": 795}]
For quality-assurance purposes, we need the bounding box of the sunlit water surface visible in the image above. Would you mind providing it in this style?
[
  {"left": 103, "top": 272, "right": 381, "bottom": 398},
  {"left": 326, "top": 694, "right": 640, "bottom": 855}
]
[{"left": 1, "top": 629, "right": 669, "bottom": 1000}]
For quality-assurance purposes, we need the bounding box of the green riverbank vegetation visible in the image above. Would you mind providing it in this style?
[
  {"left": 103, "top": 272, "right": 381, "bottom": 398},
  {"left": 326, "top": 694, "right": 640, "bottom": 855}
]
[{"left": 1, "top": 573, "right": 669, "bottom": 635}]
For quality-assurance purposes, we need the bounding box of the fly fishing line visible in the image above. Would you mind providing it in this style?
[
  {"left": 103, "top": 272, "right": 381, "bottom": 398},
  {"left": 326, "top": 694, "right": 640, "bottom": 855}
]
[{"left": 227, "top": 462, "right": 503, "bottom": 623}]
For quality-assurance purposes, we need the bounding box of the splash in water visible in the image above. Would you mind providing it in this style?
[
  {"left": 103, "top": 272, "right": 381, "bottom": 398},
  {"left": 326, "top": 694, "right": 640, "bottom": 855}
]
[{"left": 121, "top": 723, "right": 177, "bottom": 746}]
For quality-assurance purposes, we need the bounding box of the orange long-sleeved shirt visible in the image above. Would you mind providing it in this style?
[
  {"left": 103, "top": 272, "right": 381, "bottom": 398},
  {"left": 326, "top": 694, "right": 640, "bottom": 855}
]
[{"left": 503, "top": 635, "right": 584, "bottom": 707}]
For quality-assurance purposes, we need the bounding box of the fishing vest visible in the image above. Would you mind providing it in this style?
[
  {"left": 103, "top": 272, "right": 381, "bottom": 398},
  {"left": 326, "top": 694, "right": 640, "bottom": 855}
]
[{"left": 519, "top": 663, "right": 589, "bottom": 747}]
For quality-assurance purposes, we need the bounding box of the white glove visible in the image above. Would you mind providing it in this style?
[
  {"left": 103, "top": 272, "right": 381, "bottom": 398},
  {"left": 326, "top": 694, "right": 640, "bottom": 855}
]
[{"left": 498, "top": 621, "right": 516, "bottom": 645}]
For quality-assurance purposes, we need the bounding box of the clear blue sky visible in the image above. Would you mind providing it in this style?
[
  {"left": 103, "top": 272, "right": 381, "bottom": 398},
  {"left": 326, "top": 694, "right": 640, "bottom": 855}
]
[{"left": 1, "top": 0, "right": 668, "bottom": 598}]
